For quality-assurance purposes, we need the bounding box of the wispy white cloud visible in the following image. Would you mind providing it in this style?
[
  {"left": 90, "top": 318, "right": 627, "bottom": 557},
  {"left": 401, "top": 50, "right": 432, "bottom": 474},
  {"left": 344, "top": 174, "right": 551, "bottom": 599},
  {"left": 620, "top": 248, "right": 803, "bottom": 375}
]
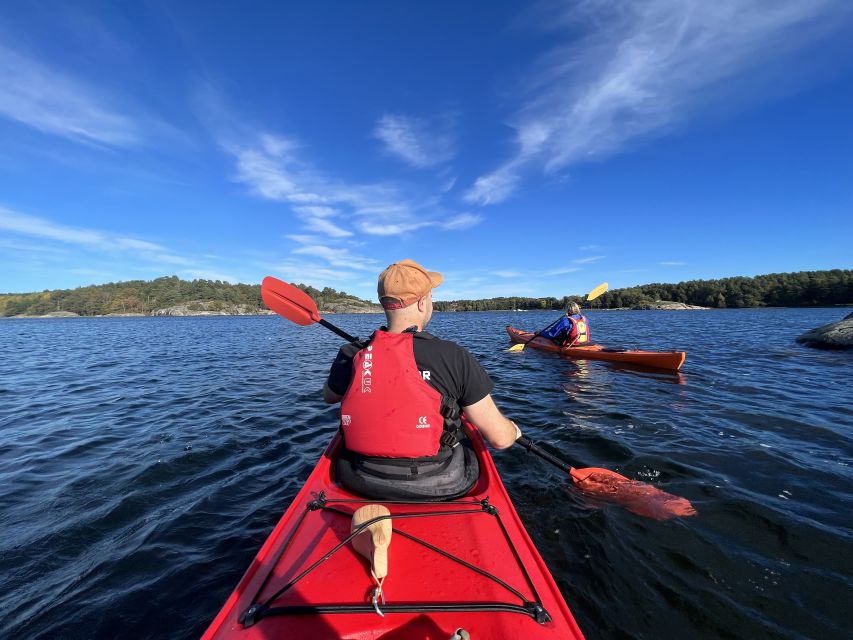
[
  {"left": 373, "top": 113, "right": 455, "bottom": 168},
  {"left": 224, "top": 131, "right": 480, "bottom": 238},
  {"left": 573, "top": 255, "right": 605, "bottom": 264},
  {"left": 661, "top": 261, "right": 685, "bottom": 266},
  {"left": 357, "top": 212, "right": 482, "bottom": 236},
  {"left": 116, "top": 238, "right": 166, "bottom": 252},
  {"left": 0, "top": 237, "right": 68, "bottom": 254},
  {"left": 0, "top": 207, "right": 105, "bottom": 244},
  {"left": 154, "top": 253, "right": 195, "bottom": 266},
  {"left": 467, "top": 0, "right": 850, "bottom": 205},
  {"left": 493, "top": 270, "right": 521, "bottom": 278},
  {"left": 358, "top": 220, "right": 432, "bottom": 236},
  {"left": 292, "top": 206, "right": 337, "bottom": 218},
  {"left": 0, "top": 207, "right": 262, "bottom": 289},
  {"left": 193, "top": 83, "right": 481, "bottom": 247},
  {"left": 438, "top": 213, "right": 482, "bottom": 230},
  {"left": 0, "top": 206, "right": 197, "bottom": 268},
  {"left": 0, "top": 43, "right": 142, "bottom": 146},
  {"left": 303, "top": 217, "right": 353, "bottom": 238},
  {"left": 292, "top": 244, "right": 379, "bottom": 271},
  {"left": 266, "top": 259, "right": 370, "bottom": 293},
  {"left": 545, "top": 266, "right": 582, "bottom": 276},
  {"left": 579, "top": 244, "right": 601, "bottom": 251},
  {"left": 292, "top": 205, "right": 352, "bottom": 237},
  {"left": 286, "top": 233, "right": 323, "bottom": 245},
  {"left": 465, "top": 166, "right": 521, "bottom": 206}
]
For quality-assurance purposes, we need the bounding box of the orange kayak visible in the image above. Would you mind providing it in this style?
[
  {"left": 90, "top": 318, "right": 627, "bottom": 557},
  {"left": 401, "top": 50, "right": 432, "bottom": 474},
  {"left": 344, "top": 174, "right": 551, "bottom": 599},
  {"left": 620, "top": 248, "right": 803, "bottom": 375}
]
[{"left": 506, "top": 326, "right": 686, "bottom": 371}]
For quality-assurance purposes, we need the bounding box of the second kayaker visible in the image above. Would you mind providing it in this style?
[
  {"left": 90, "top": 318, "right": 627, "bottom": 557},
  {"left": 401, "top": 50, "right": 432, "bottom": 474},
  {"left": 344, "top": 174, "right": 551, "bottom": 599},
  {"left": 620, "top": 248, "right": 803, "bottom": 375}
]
[
  {"left": 322, "top": 258, "right": 522, "bottom": 500},
  {"left": 539, "top": 302, "right": 590, "bottom": 347}
]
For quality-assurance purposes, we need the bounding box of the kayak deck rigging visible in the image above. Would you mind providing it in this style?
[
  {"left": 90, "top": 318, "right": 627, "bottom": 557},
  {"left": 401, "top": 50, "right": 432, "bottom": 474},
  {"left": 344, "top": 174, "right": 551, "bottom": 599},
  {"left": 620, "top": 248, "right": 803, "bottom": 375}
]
[{"left": 239, "top": 491, "right": 551, "bottom": 627}]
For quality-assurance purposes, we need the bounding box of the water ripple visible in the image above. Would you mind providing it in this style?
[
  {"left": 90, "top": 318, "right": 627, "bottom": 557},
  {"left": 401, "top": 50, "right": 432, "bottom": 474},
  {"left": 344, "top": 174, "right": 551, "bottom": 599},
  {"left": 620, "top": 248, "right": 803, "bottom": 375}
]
[{"left": 0, "top": 310, "right": 851, "bottom": 639}]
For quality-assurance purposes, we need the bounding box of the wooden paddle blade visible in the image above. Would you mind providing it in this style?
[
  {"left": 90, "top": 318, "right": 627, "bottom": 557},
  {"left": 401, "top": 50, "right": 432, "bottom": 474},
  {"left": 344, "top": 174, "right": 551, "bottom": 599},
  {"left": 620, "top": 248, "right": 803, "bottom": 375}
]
[
  {"left": 586, "top": 282, "right": 608, "bottom": 302},
  {"left": 261, "top": 276, "right": 322, "bottom": 326},
  {"left": 569, "top": 467, "right": 697, "bottom": 520},
  {"left": 351, "top": 504, "right": 392, "bottom": 581}
]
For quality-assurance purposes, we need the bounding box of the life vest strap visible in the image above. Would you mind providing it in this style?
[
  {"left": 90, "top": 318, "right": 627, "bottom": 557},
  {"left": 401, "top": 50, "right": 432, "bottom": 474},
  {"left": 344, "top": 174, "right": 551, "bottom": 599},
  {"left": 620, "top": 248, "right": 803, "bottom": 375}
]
[{"left": 348, "top": 445, "right": 457, "bottom": 480}]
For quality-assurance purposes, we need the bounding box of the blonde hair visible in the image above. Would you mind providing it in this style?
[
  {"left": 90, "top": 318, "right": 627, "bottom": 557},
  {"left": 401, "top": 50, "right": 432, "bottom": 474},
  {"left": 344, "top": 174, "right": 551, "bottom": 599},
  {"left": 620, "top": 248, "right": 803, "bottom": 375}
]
[{"left": 567, "top": 302, "right": 580, "bottom": 315}]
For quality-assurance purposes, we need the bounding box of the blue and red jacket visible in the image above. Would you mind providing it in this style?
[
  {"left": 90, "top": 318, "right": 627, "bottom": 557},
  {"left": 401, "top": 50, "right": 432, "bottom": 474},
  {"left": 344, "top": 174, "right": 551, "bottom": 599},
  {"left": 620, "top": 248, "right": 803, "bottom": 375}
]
[{"left": 540, "top": 314, "right": 590, "bottom": 345}]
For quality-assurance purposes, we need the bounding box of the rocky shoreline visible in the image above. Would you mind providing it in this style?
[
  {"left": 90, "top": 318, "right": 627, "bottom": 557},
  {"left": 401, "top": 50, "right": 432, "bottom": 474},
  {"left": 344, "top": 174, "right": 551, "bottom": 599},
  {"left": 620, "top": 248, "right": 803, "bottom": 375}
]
[
  {"left": 592, "top": 301, "right": 711, "bottom": 311},
  {"left": 631, "top": 301, "right": 710, "bottom": 310},
  {"left": 3, "top": 303, "right": 382, "bottom": 318},
  {"left": 796, "top": 311, "right": 853, "bottom": 350}
]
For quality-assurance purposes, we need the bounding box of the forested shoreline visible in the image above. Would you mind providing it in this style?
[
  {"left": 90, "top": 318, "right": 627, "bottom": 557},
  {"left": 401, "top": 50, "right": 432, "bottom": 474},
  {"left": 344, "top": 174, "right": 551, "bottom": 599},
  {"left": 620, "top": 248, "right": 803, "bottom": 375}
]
[
  {"left": 0, "top": 276, "right": 379, "bottom": 317},
  {"left": 434, "top": 270, "right": 852, "bottom": 311},
  {"left": 1, "top": 270, "right": 850, "bottom": 317}
]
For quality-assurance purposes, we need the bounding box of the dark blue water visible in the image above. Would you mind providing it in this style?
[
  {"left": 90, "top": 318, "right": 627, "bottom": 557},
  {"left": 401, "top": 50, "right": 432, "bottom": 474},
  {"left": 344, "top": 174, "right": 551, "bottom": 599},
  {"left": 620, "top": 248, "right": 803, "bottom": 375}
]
[{"left": 1, "top": 309, "right": 851, "bottom": 639}]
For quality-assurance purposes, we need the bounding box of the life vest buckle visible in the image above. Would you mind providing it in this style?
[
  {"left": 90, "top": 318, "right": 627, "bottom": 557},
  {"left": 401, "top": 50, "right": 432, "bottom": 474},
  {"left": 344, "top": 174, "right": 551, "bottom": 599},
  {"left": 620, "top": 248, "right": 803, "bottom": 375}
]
[{"left": 440, "top": 430, "right": 460, "bottom": 448}]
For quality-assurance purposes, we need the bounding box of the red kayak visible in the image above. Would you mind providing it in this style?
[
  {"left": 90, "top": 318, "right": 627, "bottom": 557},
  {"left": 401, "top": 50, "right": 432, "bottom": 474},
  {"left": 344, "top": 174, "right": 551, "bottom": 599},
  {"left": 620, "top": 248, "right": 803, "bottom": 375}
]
[
  {"left": 507, "top": 326, "right": 686, "bottom": 371},
  {"left": 201, "top": 423, "right": 585, "bottom": 639}
]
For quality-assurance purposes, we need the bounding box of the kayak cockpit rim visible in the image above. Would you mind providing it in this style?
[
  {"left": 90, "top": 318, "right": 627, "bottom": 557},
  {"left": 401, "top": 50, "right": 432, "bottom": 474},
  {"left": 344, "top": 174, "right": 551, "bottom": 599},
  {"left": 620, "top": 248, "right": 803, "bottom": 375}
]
[{"left": 237, "top": 491, "right": 553, "bottom": 628}]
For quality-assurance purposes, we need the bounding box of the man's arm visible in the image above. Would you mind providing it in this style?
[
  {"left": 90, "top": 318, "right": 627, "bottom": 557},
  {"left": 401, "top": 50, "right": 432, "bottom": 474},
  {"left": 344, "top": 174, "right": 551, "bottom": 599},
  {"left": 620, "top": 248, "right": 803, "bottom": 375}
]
[
  {"left": 323, "top": 343, "right": 359, "bottom": 404},
  {"left": 462, "top": 394, "right": 521, "bottom": 449},
  {"left": 323, "top": 382, "right": 343, "bottom": 404}
]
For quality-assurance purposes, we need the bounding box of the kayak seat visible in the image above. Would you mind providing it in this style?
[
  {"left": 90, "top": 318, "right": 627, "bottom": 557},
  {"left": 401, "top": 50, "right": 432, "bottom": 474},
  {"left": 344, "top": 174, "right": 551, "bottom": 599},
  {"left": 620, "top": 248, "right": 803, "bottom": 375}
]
[{"left": 335, "top": 438, "right": 479, "bottom": 501}]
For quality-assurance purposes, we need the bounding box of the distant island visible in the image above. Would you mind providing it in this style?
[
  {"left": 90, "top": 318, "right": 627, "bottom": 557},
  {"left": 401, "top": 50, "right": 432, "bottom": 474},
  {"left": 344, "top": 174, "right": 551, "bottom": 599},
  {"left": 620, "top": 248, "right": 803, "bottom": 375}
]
[
  {"left": 1, "top": 270, "right": 850, "bottom": 317},
  {"left": 0, "top": 276, "right": 381, "bottom": 317}
]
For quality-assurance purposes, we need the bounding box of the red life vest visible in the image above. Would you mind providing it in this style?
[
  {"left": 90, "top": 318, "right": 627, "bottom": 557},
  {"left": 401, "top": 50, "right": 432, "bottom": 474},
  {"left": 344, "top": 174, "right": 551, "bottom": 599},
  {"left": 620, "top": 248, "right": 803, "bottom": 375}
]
[
  {"left": 340, "top": 331, "right": 444, "bottom": 458},
  {"left": 568, "top": 314, "right": 590, "bottom": 344}
]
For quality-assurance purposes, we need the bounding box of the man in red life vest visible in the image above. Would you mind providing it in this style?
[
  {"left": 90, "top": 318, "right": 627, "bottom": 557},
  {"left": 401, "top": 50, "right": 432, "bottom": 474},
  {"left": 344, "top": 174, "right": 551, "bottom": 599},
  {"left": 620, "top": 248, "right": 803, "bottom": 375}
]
[{"left": 322, "top": 259, "right": 522, "bottom": 499}]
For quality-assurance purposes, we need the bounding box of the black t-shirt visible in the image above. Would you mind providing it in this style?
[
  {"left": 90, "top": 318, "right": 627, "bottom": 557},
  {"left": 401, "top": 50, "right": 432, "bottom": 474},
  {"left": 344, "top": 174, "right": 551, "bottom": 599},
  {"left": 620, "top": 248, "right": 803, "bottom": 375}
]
[{"left": 326, "top": 329, "right": 494, "bottom": 407}]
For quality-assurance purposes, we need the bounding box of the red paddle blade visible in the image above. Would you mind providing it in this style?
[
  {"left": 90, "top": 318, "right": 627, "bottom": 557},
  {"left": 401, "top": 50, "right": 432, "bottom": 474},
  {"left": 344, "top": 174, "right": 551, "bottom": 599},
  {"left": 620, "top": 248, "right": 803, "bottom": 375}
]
[
  {"left": 569, "top": 467, "right": 697, "bottom": 520},
  {"left": 261, "top": 276, "right": 321, "bottom": 326}
]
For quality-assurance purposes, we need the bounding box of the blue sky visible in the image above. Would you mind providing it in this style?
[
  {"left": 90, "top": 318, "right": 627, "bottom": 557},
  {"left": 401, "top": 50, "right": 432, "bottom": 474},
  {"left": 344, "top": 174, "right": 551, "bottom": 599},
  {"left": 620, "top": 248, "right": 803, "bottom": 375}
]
[{"left": 1, "top": 1, "right": 851, "bottom": 300}]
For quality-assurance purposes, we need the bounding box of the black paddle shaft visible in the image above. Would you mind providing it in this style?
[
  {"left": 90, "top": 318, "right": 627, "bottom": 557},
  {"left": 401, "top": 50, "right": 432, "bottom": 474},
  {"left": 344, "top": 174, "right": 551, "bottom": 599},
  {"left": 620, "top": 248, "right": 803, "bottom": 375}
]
[
  {"left": 516, "top": 436, "right": 573, "bottom": 474},
  {"left": 318, "top": 318, "right": 358, "bottom": 343}
]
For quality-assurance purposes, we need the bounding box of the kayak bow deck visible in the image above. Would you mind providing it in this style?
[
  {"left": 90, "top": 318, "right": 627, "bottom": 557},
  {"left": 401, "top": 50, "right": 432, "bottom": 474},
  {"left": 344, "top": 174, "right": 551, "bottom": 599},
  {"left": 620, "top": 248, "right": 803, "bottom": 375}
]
[
  {"left": 506, "top": 326, "right": 686, "bottom": 371},
  {"left": 202, "top": 425, "right": 584, "bottom": 639}
]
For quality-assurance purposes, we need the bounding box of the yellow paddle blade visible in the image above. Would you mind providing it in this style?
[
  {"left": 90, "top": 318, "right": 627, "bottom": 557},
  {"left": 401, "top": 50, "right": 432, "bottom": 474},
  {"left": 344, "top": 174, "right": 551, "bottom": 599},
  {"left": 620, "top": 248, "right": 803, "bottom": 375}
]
[
  {"left": 507, "top": 342, "right": 526, "bottom": 352},
  {"left": 586, "top": 282, "right": 608, "bottom": 302}
]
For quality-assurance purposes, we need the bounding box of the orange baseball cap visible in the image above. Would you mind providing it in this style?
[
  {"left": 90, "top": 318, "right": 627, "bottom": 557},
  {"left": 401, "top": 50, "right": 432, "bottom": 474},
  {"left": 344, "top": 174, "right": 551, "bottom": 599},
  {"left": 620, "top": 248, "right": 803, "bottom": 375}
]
[{"left": 377, "top": 259, "right": 443, "bottom": 310}]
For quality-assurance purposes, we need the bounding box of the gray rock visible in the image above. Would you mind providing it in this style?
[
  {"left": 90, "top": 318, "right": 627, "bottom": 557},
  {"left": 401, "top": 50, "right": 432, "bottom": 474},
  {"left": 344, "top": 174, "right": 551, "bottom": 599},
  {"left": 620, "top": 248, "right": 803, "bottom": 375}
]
[
  {"left": 152, "top": 301, "right": 272, "bottom": 316},
  {"left": 630, "top": 301, "right": 709, "bottom": 310},
  {"left": 9, "top": 310, "right": 79, "bottom": 318},
  {"left": 796, "top": 312, "right": 853, "bottom": 350}
]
